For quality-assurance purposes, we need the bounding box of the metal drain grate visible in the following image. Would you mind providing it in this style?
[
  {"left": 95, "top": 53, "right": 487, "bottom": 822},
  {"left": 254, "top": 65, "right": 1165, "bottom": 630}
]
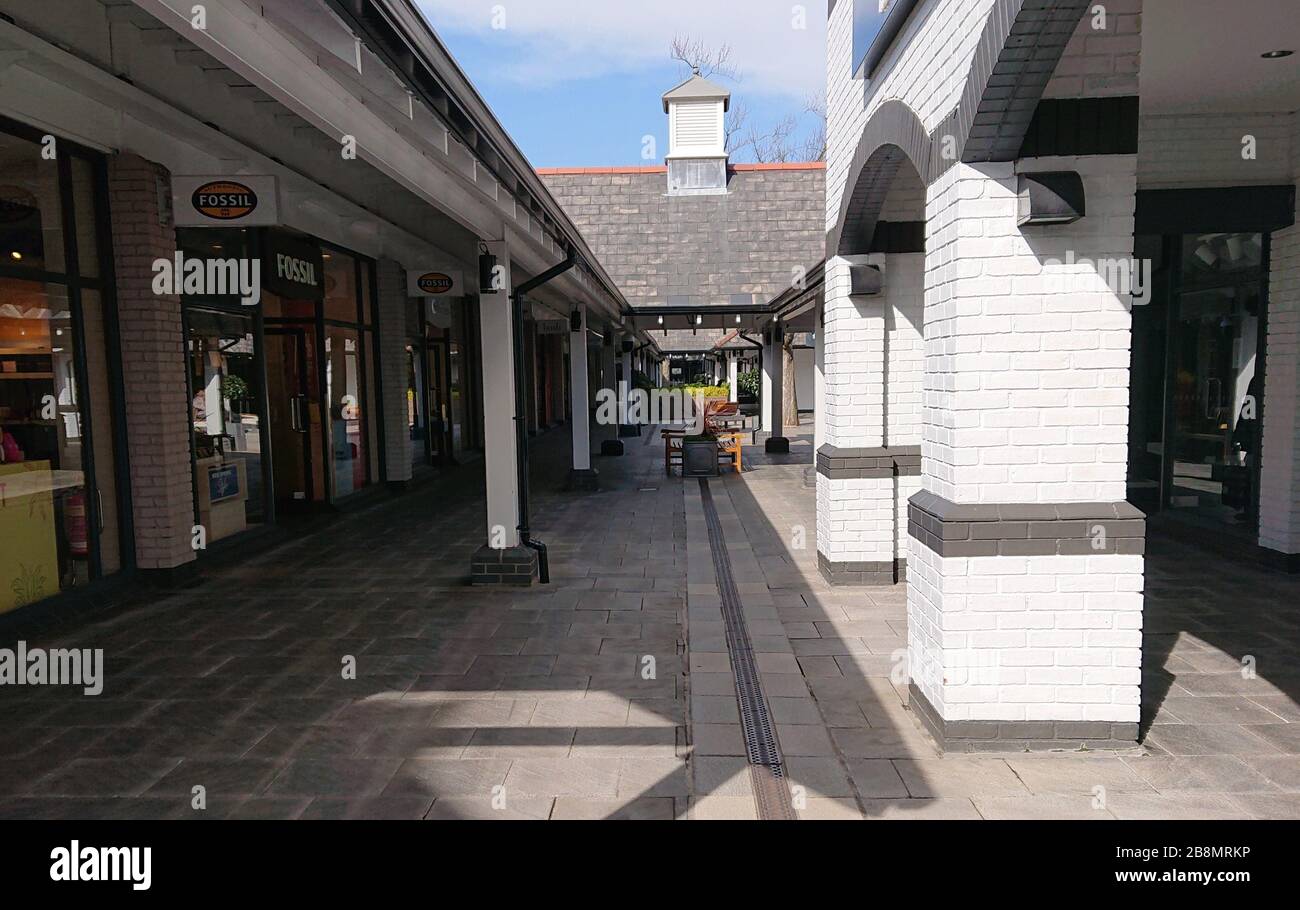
[{"left": 697, "top": 478, "right": 797, "bottom": 821}]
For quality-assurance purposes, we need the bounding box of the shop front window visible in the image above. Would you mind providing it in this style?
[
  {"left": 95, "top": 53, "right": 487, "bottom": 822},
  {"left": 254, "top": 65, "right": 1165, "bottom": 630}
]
[
  {"left": 449, "top": 300, "right": 470, "bottom": 458},
  {"left": 325, "top": 325, "right": 368, "bottom": 498},
  {"left": 1127, "top": 231, "right": 1268, "bottom": 537},
  {"left": 0, "top": 279, "right": 88, "bottom": 610},
  {"left": 1167, "top": 232, "right": 1265, "bottom": 531},
  {"left": 0, "top": 127, "right": 116, "bottom": 613},
  {"left": 406, "top": 343, "right": 426, "bottom": 466},
  {"left": 186, "top": 308, "right": 266, "bottom": 543}
]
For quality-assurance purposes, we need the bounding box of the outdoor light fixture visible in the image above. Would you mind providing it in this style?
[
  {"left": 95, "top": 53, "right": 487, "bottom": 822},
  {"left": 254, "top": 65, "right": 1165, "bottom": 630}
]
[
  {"left": 478, "top": 246, "right": 498, "bottom": 293},
  {"left": 1262, "top": 50, "right": 1294, "bottom": 58},
  {"left": 695, "top": 314, "right": 702, "bottom": 325},
  {"left": 848, "top": 263, "right": 883, "bottom": 296},
  {"left": 1017, "top": 171, "right": 1086, "bottom": 226},
  {"left": 657, "top": 315, "right": 664, "bottom": 325},
  {"left": 570, "top": 309, "right": 582, "bottom": 332}
]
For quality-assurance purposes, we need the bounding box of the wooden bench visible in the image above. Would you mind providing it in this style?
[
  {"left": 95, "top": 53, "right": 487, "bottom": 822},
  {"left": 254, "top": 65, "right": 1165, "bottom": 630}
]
[
  {"left": 662, "top": 428, "right": 744, "bottom": 476},
  {"left": 662, "top": 428, "right": 685, "bottom": 476},
  {"left": 716, "top": 431, "right": 744, "bottom": 473}
]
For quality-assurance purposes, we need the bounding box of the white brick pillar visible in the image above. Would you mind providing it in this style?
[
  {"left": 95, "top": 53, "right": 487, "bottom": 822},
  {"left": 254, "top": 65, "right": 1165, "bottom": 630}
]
[
  {"left": 815, "top": 255, "right": 897, "bottom": 584},
  {"left": 375, "top": 259, "right": 412, "bottom": 486},
  {"left": 760, "top": 342, "right": 772, "bottom": 433},
  {"left": 470, "top": 238, "right": 535, "bottom": 585},
  {"left": 1259, "top": 150, "right": 1300, "bottom": 559},
  {"left": 106, "top": 154, "right": 195, "bottom": 577},
  {"left": 814, "top": 303, "right": 825, "bottom": 452},
  {"left": 566, "top": 305, "right": 598, "bottom": 490},
  {"left": 906, "top": 158, "right": 1145, "bottom": 751}
]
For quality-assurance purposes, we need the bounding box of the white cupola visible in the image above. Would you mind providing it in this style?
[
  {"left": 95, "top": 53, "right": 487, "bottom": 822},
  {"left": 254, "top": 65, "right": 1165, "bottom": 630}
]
[{"left": 662, "top": 71, "right": 731, "bottom": 195}]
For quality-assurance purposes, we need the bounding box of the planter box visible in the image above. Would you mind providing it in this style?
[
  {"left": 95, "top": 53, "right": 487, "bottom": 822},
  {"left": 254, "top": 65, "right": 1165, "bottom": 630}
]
[{"left": 683, "top": 436, "right": 719, "bottom": 477}]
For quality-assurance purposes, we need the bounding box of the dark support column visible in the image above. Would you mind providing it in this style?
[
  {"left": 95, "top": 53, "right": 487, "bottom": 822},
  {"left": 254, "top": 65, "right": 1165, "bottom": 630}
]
[
  {"left": 599, "top": 330, "right": 623, "bottom": 456},
  {"left": 765, "top": 322, "right": 790, "bottom": 454}
]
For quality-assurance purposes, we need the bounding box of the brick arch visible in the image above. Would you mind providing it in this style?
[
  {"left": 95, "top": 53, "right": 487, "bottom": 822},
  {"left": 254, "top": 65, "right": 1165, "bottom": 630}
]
[
  {"left": 944, "top": 0, "right": 1091, "bottom": 166},
  {"left": 828, "top": 99, "right": 931, "bottom": 258}
]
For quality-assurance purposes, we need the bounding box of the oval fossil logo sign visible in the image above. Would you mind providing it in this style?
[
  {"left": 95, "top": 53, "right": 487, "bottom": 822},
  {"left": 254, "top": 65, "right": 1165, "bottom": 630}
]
[
  {"left": 416, "top": 272, "right": 455, "bottom": 294},
  {"left": 192, "top": 181, "right": 258, "bottom": 221}
]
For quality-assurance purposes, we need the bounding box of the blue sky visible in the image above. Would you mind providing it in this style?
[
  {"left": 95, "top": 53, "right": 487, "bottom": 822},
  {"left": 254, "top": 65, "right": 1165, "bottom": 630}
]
[{"left": 415, "top": 1, "right": 828, "bottom": 168}]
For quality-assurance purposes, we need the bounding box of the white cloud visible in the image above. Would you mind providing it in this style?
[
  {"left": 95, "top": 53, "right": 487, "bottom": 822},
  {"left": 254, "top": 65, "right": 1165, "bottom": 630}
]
[{"left": 415, "top": 0, "right": 826, "bottom": 100}]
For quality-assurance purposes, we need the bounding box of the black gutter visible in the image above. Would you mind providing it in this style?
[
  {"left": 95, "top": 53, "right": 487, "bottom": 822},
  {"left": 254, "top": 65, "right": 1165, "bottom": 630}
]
[{"left": 510, "top": 251, "right": 578, "bottom": 584}]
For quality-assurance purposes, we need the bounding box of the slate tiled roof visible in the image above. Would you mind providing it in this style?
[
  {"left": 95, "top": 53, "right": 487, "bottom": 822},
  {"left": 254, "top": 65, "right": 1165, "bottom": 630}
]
[{"left": 539, "top": 163, "right": 825, "bottom": 309}]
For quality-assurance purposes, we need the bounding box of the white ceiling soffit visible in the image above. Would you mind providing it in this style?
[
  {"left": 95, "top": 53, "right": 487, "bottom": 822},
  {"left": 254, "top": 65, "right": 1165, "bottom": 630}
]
[{"left": 1141, "top": 0, "right": 1300, "bottom": 114}]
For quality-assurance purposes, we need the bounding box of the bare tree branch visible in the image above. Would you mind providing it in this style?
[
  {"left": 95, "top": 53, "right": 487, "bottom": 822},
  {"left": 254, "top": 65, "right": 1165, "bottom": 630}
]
[
  {"left": 746, "top": 114, "right": 799, "bottom": 164},
  {"left": 668, "top": 36, "right": 825, "bottom": 163},
  {"left": 725, "top": 99, "right": 750, "bottom": 156},
  {"left": 669, "top": 34, "right": 740, "bottom": 82},
  {"left": 801, "top": 94, "right": 827, "bottom": 161}
]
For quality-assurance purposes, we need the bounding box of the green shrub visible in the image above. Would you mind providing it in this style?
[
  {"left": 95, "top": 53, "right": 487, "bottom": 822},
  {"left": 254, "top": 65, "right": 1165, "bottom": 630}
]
[
  {"left": 678, "top": 384, "right": 730, "bottom": 399},
  {"left": 737, "top": 369, "right": 761, "bottom": 399},
  {"left": 221, "top": 374, "right": 250, "bottom": 401}
]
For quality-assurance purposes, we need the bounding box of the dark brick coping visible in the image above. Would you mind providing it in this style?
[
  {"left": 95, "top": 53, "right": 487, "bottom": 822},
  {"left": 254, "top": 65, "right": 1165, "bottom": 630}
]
[
  {"left": 909, "top": 684, "right": 1139, "bottom": 753},
  {"left": 908, "top": 491, "right": 1146, "bottom": 558},
  {"left": 817, "top": 552, "right": 906, "bottom": 587},
  {"left": 816, "top": 444, "right": 921, "bottom": 479}
]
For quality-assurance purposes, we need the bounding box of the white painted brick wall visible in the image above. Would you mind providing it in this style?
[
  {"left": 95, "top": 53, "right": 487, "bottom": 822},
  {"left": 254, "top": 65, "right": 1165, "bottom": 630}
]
[
  {"left": 1139, "top": 112, "right": 1295, "bottom": 189},
  {"left": 822, "top": 256, "right": 886, "bottom": 449},
  {"left": 827, "top": 0, "right": 996, "bottom": 234},
  {"left": 1042, "top": 0, "right": 1141, "bottom": 100},
  {"left": 886, "top": 251, "right": 925, "bottom": 563},
  {"left": 1260, "top": 112, "right": 1300, "bottom": 554},
  {"left": 908, "top": 549, "right": 1144, "bottom": 723},
  {"left": 817, "top": 474, "right": 896, "bottom": 564},
  {"left": 897, "top": 474, "right": 922, "bottom": 561},
  {"left": 886, "top": 252, "right": 926, "bottom": 446},
  {"left": 922, "top": 155, "right": 1139, "bottom": 505},
  {"left": 880, "top": 166, "right": 927, "bottom": 221}
]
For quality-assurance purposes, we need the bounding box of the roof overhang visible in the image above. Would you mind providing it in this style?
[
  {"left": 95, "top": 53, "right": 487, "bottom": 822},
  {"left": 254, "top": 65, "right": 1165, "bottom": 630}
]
[{"left": 634, "top": 304, "right": 773, "bottom": 334}]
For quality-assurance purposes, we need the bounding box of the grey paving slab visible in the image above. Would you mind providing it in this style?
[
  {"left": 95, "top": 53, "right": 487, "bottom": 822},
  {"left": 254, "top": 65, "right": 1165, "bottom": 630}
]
[{"left": 4, "top": 421, "right": 1297, "bottom": 820}]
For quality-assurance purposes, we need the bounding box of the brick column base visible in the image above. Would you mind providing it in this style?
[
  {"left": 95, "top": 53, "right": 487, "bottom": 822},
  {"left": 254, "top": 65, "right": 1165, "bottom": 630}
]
[{"left": 471, "top": 545, "right": 539, "bottom": 586}]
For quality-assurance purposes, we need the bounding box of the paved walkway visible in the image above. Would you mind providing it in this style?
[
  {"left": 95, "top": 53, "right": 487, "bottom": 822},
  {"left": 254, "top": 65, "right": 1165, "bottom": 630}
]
[
  {"left": 0, "top": 427, "right": 689, "bottom": 819},
  {"left": 1, "top": 420, "right": 1298, "bottom": 819},
  {"left": 720, "top": 424, "right": 1300, "bottom": 819}
]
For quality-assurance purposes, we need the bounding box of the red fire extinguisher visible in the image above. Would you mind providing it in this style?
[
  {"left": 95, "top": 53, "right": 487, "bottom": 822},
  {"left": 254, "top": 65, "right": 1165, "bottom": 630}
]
[{"left": 64, "top": 491, "right": 88, "bottom": 558}]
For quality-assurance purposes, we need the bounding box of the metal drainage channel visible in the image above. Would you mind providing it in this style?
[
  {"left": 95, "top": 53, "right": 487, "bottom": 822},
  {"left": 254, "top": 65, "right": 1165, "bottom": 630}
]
[{"left": 697, "top": 478, "right": 797, "bottom": 821}]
